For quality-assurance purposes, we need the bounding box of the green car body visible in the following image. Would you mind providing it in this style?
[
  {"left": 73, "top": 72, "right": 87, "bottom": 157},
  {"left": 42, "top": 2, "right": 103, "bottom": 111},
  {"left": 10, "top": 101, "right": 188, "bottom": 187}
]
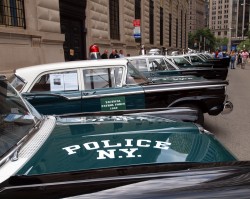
[
  {"left": 0, "top": 76, "right": 237, "bottom": 198},
  {"left": 17, "top": 116, "right": 236, "bottom": 175},
  {"left": 10, "top": 59, "right": 232, "bottom": 126}
]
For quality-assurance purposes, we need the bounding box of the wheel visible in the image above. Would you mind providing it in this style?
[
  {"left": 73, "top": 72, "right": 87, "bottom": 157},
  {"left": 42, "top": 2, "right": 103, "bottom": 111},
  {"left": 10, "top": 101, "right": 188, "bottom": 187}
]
[{"left": 176, "top": 103, "right": 204, "bottom": 125}]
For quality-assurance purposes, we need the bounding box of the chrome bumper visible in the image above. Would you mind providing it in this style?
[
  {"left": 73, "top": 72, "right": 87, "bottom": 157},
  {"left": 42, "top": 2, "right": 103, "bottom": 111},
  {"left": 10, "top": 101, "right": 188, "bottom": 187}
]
[{"left": 221, "top": 101, "right": 233, "bottom": 114}]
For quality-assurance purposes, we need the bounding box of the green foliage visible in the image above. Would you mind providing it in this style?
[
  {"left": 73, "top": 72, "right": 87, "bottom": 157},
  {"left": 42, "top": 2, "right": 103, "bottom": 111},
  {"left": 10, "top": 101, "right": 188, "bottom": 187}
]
[
  {"left": 237, "top": 39, "right": 250, "bottom": 51},
  {"left": 215, "top": 37, "right": 229, "bottom": 50},
  {"left": 188, "top": 28, "right": 216, "bottom": 51}
]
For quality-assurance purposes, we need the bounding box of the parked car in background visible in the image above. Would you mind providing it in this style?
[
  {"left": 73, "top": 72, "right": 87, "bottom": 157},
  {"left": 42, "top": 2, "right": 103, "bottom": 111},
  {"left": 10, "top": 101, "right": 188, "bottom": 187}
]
[
  {"left": 10, "top": 59, "right": 233, "bottom": 125},
  {"left": 128, "top": 55, "right": 228, "bottom": 80},
  {"left": 184, "top": 53, "right": 230, "bottom": 68},
  {"left": 0, "top": 76, "right": 239, "bottom": 199}
]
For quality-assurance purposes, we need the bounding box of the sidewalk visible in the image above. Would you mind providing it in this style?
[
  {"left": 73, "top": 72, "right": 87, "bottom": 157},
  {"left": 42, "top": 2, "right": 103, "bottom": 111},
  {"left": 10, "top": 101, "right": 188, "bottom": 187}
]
[{"left": 205, "top": 62, "right": 250, "bottom": 160}]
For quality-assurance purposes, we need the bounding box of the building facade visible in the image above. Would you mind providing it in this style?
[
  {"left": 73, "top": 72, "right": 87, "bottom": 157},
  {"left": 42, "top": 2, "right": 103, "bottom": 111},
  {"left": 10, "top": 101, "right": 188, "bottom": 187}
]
[
  {"left": 188, "top": 0, "right": 206, "bottom": 34},
  {"left": 209, "top": 0, "right": 250, "bottom": 50},
  {"left": 85, "top": 0, "right": 189, "bottom": 57},
  {"left": 0, "top": 0, "right": 189, "bottom": 76}
]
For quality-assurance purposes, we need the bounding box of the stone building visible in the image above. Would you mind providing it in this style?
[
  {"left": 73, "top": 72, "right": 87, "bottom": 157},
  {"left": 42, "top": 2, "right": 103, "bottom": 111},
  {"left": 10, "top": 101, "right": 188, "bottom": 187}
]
[
  {"left": 188, "top": 0, "right": 206, "bottom": 34},
  {"left": 0, "top": 0, "right": 188, "bottom": 76},
  {"left": 209, "top": 0, "right": 250, "bottom": 50}
]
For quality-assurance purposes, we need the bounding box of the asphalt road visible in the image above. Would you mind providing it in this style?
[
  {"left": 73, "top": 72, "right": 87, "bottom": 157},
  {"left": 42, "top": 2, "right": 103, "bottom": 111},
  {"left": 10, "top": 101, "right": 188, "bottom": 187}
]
[{"left": 204, "top": 62, "right": 250, "bottom": 161}]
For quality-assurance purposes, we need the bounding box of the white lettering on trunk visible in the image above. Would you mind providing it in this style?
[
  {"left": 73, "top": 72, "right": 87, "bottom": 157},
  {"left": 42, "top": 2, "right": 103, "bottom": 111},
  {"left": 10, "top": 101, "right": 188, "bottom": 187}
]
[
  {"left": 119, "top": 148, "right": 138, "bottom": 158},
  {"left": 97, "top": 149, "right": 116, "bottom": 159},
  {"left": 62, "top": 145, "right": 80, "bottom": 155},
  {"left": 154, "top": 138, "right": 171, "bottom": 150},
  {"left": 101, "top": 140, "right": 121, "bottom": 148},
  {"left": 137, "top": 139, "right": 151, "bottom": 147},
  {"left": 124, "top": 139, "right": 133, "bottom": 147},
  {"left": 83, "top": 142, "right": 99, "bottom": 150}
]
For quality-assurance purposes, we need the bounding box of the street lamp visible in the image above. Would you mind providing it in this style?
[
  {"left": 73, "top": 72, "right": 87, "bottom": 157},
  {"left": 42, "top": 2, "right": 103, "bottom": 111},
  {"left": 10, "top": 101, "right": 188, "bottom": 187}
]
[
  {"left": 241, "top": 1, "right": 250, "bottom": 40},
  {"left": 228, "top": 27, "right": 233, "bottom": 51}
]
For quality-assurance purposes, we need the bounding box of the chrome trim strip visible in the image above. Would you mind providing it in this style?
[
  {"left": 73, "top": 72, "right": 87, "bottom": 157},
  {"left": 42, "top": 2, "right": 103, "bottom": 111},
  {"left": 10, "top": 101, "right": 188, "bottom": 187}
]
[
  {"left": 144, "top": 84, "right": 226, "bottom": 93},
  {"left": 81, "top": 84, "right": 226, "bottom": 98},
  {"left": 82, "top": 90, "right": 145, "bottom": 99}
]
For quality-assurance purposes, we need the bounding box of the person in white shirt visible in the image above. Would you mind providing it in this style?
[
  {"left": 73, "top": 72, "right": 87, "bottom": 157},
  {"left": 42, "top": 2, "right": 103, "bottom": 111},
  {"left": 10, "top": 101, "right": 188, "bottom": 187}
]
[
  {"left": 241, "top": 49, "right": 249, "bottom": 69},
  {"left": 119, "top": 49, "right": 125, "bottom": 58}
]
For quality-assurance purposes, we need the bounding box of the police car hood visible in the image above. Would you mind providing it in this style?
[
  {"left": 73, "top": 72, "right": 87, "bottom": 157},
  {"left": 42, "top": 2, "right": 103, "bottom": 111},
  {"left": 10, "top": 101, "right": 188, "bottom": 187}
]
[{"left": 17, "top": 115, "right": 236, "bottom": 176}]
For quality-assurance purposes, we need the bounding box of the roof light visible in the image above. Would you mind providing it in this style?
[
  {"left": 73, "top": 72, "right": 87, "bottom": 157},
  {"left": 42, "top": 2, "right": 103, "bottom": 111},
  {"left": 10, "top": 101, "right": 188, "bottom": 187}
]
[{"left": 89, "top": 45, "right": 100, "bottom": 53}]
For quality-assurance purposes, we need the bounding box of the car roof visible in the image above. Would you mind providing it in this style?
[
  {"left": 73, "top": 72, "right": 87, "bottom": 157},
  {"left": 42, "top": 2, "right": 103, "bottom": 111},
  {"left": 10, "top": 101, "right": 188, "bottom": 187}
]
[
  {"left": 127, "top": 55, "right": 166, "bottom": 59},
  {"left": 15, "top": 58, "right": 129, "bottom": 81}
]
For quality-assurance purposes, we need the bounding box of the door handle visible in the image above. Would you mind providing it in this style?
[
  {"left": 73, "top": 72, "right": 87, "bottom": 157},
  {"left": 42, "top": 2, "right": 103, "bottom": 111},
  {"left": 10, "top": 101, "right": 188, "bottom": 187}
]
[
  {"left": 82, "top": 91, "right": 96, "bottom": 96},
  {"left": 24, "top": 96, "right": 34, "bottom": 101}
]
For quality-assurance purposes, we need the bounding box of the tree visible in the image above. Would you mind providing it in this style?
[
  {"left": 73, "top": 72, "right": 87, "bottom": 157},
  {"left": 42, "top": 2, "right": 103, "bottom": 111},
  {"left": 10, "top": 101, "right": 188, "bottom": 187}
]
[
  {"left": 248, "top": 30, "right": 250, "bottom": 40},
  {"left": 215, "top": 37, "right": 229, "bottom": 50},
  {"left": 188, "top": 28, "right": 216, "bottom": 51},
  {"left": 237, "top": 39, "right": 250, "bottom": 51}
]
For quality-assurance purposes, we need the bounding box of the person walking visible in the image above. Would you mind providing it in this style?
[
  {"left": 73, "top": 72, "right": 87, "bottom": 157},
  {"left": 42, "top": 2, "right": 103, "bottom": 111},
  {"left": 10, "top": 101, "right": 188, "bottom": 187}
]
[
  {"left": 241, "top": 49, "right": 249, "bottom": 69},
  {"left": 230, "top": 50, "right": 236, "bottom": 69},
  {"left": 217, "top": 50, "right": 223, "bottom": 59},
  {"left": 237, "top": 51, "right": 242, "bottom": 67},
  {"left": 101, "top": 49, "right": 109, "bottom": 59},
  {"left": 109, "top": 49, "right": 120, "bottom": 59}
]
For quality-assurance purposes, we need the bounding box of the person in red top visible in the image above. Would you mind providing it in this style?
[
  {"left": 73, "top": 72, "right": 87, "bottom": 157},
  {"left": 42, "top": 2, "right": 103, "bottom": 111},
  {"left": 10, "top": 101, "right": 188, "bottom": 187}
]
[{"left": 241, "top": 49, "right": 249, "bottom": 69}]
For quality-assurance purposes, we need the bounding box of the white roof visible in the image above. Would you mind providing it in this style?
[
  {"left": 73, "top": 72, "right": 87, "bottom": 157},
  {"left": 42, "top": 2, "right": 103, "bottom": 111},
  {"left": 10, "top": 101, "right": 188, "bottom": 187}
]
[
  {"left": 127, "top": 55, "right": 166, "bottom": 59},
  {"left": 15, "top": 59, "right": 128, "bottom": 82}
]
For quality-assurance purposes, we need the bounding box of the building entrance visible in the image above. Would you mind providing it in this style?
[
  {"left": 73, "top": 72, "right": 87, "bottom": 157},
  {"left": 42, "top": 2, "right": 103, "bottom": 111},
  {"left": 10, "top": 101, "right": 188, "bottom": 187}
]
[{"left": 59, "top": 0, "right": 87, "bottom": 61}]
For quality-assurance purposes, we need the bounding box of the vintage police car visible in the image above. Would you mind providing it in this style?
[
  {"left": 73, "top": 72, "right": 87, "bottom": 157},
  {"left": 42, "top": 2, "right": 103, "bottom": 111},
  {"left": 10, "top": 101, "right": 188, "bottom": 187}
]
[
  {"left": 183, "top": 53, "right": 230, "bottom": 68},
  {"left": 0, "top": 76, "right": 238, "bottom": 199},
  {"left": 9, "top": 58, "right": 233, "bottom": 125},
  {"left": 128, "top": 55, "right": 228, "bottom": 80}
]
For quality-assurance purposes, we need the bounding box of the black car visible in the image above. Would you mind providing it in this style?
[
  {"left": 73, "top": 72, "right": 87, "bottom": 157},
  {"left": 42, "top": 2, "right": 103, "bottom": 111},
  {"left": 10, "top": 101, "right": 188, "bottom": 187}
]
[{"left": 128, "top": 55, "right": 228, "bottom": 80}]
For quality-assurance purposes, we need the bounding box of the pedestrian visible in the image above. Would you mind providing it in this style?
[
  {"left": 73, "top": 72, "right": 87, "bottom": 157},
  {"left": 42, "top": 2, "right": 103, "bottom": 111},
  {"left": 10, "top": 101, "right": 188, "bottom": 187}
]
[
  {"left": 215, "top": 50, "right": 219, "bottom": 58},
  {"left": 101, "top": 49, "right": 109, "bottom": 59},
  {"left": 237, "top": 51, "right": 242, "bottom": 67},
  {"left": 241, "top": 49, "right": 249, "bottom": 69},
  {"left": 109, "top": 49, "right": 120, "bottom": 59},
  {"left": 217, "top": 50, "right": 223, "bottom": 59},
  {"left": 230, "top": 50, "right": 236, "bottom": 69},
  {"left": 119, "top": 49, "right": 125, "bottom": 58}
]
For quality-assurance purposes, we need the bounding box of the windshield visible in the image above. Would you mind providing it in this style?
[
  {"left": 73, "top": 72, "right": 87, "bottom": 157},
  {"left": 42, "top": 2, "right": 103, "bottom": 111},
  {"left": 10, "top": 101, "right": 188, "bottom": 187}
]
[
  {"left": 0, "top": 79, "right": 41, "bottom": 159},
  {"left": 9, "top": 74, "right": 25, "bottom": 91},
  {"left": 172, "top": 57, "right": 192, "bottom": 67},
  {"left": 198, "top": 54, "right": 208, "bottom": 60},
  {"left": 126, "top": 62, "right": 149, "bottom": 84},
  {"left": 148, "top": 58, "right": 176, "bottom": 70},
  {"left": 190, "top": 55, "right": 205, "bottom": 63},
  {"left": 203, "top": 53, "right": 213, "bottom": 59}
]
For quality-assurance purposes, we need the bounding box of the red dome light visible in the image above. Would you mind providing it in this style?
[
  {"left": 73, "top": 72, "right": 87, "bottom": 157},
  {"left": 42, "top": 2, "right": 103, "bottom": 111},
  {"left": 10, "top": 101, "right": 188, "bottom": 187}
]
[{"left": 89, "top": 44, "right": 100, "bottom": 53}]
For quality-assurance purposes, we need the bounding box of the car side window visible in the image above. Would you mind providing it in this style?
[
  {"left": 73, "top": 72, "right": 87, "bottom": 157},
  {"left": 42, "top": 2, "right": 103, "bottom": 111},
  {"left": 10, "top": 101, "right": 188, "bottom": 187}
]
[
  {"left": 184, "top": 56, "right": 190, "bottom": 62},
  {"left": 190, "top": 56, "right": 201, "bottom": 63},
  {"left": 173, "top": 57, "right": 191, "bottom": 67},
  {"left": 129, "top": 59, "right": 148, "bottom": 72},
  {"left": 163, "top": 59, "right": 176, "bottom": 70},
  {"left": 82, "top": 67, "right": 123, "bottom": 90},
  {"left": 30, "top": 71, "right": 79, "bottom": 92}
]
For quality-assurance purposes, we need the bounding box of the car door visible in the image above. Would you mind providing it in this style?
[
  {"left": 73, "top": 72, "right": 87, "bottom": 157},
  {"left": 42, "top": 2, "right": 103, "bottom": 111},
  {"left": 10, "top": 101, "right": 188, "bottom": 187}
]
[
  {"left": 22, "top": 70, "right": 82, "bottom": 115},
  {"left": 81, "top": 66, "right": 145, "bottom": 112}
]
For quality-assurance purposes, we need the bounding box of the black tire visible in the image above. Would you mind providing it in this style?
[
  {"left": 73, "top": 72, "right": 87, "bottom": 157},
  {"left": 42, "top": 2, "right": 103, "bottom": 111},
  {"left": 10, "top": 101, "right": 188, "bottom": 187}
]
[{"left": 176, "top": 103, "right": 204, "bottom": 126}]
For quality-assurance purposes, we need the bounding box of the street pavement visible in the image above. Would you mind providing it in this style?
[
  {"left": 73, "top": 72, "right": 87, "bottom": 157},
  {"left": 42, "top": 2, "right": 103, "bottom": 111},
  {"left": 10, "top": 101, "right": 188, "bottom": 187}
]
[{"left": 204, "top": 62, "right": 250, "bottom": 161}]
